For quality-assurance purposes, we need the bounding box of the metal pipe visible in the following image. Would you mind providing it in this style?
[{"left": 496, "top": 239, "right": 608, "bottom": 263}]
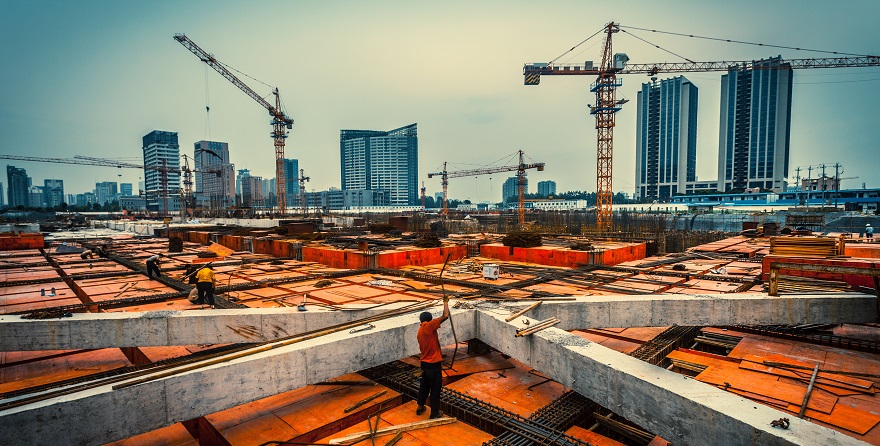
[{"left": 798, "top": 363, "right": 821, "bottom": 418}]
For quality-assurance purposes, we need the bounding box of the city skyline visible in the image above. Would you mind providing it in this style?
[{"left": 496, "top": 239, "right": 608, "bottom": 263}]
[{"left": 1, "top": 1, "right": 878, "bottom": 204}]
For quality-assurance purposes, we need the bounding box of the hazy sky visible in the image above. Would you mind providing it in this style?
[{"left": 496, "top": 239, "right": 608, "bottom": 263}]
[{"left": 2, "top": 1, "right": 878, "bottom": 203}]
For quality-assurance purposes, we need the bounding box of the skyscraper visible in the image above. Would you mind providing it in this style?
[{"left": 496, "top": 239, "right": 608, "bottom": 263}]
[
  {"left": 635, "top": 76, "right": 698, "bottom": 200},
  {"left": 194, "top": 140, "right": 234, "bottom": 209},
  {"left": 283, "top": 158, "right": 299, "bottom": 208},
  {"left": 717, "top": 56, "right": 793, "bottom": 193},
  {"left": 537, "top": 180, "right": 557, "bottom": 196},
  {"left": 43, "top": 179, "right": 64, "bottom": 208},
  {"left": 6, "top": 166, "right": 29, "bottom": 208},
  {"left": 340, "top": 123, "right": 418, "bottom": 206},
  {"left": 142, "top": 130, "right": 181, "bottom": 212},
  {"left": 120, "top": 183, "right": 133, "bottom": 196},
  {"left": 95, "top": 181, "right": 118, "bottom": 204},
  {"left": 502, "top": 176, "right": 527, "bottom": 204}
]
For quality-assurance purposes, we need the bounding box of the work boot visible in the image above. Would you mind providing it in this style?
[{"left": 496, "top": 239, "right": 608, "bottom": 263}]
[
  {"left": 416, "top": 405, "right": 426, "bottom": 416},
  {"left": 429, "top": 410, "right": 443, "bottom": 419}
]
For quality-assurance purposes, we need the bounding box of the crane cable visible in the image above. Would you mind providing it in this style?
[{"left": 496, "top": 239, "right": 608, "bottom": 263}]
[
  {"left": 619, "top": 25, "right": 875, "bottom": 58},
  {"left": 619, "top": 29, "right": 695, "bottom": 63},
  {"left": 204, "top": 65, "right": 212, "bottom": 140},
  {"left": 548, "top": 26, "right": 607, "bottom": 66}
]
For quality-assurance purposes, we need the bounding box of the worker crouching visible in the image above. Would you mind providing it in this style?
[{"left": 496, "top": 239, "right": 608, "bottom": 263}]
[{"left": 194, "top": 263, "right": 216, "bottom": 308}]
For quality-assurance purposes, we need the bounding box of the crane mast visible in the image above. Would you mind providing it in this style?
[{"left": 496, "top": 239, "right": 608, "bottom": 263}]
[
  {"left": 524, "top": 23, "right": 880, "bottom": 231},
  {"left": 428, "top": 150, "right": 545, "bottom": 226},
  {"left": 298, "top": 168, "right": 310, "bottom": 215},
  {"left": 174, "top": 34, "right": 294, "bottom": 215}
]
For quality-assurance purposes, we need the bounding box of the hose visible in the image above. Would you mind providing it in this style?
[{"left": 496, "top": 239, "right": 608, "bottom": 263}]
[{"left": 439, "top": 253, "right": 458, "bottom": 371}]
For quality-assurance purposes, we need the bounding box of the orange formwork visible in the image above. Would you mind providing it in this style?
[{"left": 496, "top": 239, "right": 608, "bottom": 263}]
[
  {"left": 480, "top": 242, "right": 645, "bottom": 267},
  {"left": 845, "top": 243, "right": 880, "bottom": 259},
  {"left": 0, "top": 233, "right": 44, "bottom": 250},
  {"left": 302, "top": 245, "right": 467, "bottom": 270}
]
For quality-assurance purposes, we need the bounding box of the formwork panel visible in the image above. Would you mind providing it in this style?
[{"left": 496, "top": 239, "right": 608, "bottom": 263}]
[
  {"left": 0, "top": 281, "right": 78, "bottom": 313},
  {"left": 0, "top": 348, "right": 132, "bottom": 394},
  {"left": 105, "top": 422, "right": 196, "bottom": 446}
]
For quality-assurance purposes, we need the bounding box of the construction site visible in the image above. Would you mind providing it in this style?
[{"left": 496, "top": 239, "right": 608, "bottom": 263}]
[
  {"left": 2, "top": 13, "right": 880, "bottom": 446},
  {"left": 0, "top": 214, "right": 879, "bottom": 446}
]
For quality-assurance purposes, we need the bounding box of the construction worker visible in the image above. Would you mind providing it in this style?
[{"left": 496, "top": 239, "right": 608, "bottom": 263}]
[
  {"left": 867, "top": 223, "right": 874, "bottom": 240},
  {"left": 79, "top": 249, "right": 95, "bottom": 260},
  {"left": 415, "top": 296, "right": 450, "bottom": 419},
  {"left": 146, "top": 254, "right": 161, "bottom": 279},
  {"left": 194, "top": 263, "right": 216, "bottom": 308}
]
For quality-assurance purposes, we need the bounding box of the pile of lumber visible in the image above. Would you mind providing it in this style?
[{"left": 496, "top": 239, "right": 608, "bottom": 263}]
[{"left": 769, "top": 237, "right": 842, "bottom": 257}]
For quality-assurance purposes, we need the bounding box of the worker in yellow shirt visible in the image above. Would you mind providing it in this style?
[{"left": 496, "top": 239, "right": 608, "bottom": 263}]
[{"left": 194, "top": 263, "right": 216, "bottom": 308}]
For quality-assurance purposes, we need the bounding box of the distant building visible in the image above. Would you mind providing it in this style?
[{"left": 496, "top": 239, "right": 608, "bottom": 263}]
[
  {"left": 28, "top": 186, "right": 44, "bottom": 208},
  {"left": 76, "top": 192, "right": 97, "bottom": 207},
  {"left": 194, "top": 140, "right": 234, "bottom": 210},
  {"left": 142, "top": 130, "right": 181, "bottom": 212},
  {"left": 340, "top": 123, "right": 418, "bottom": 206},
  {"left": 120, "top": 183, "right": 133, "bottom": 196},
  {"left": 717, "top": 56, "right": 792, "bottom": 193},
  {"left": 66, "top": 194, "right": 76, "bottom": 207},
  {"left": 6, "top": 165, "right": 30, "bottom": 208},
  {"left": 524, "top": 199, "right": 587, "bottom": 211},
  {"left": 242, "top": 175, "right": 264, "bottom": 208},
  {"left": 502, "top": 176, "right": 527, "bottom": 203},
  {"left": 95, "top": 181, "right": 117, "bottom": 204},
  {"left": 305, "top": 188, "right": 389, "bottom": 211},
  {"left": 119, "top": 196, "right": 147, "bottom": 211},
  {"left": 801, "top": 175, "right": 839, "bottom": 192},
  {"left": 43, "top": 179, "right": 64, "bottom": 208},
  {"left": 283, "top": 159, "right": 300, "bottom": 208},
  {"left": 236, "top": 169, "right": 250, "bottom": 206},
  {"left": 537, "top": 180, "right": 557, "bottom": 196},
  {"left": 0, "top": 182, "right": 4, "bottom": 207},
  {"left": 635, "top": 76, "right": 698, "bottom": 200}
]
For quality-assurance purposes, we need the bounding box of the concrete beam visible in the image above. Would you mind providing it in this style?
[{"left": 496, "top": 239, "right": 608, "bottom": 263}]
[
  {"left": 0, "top": 303, "right": 445, "bottom": 351},
  {"left": 477, "top": 311, "right": 867, "bottom": 446},
  {"left": 2, "top": 293, "right": 875, "bottom": 351},
  {"left": 0, "top": 310, "right": 474, "bottom": 446},
  {"left": 510, "top": 292, "right": 878, "bottom": 330}
]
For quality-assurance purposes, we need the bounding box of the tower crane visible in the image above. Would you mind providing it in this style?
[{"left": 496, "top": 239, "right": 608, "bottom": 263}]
[
  {"left": 524, "top": 22, "right": 880, "bottom": 231},
  {"left": 420, "top": 181, "right": 426, "bottom": 209},
  {"left": 298, "top": 168, "right": 310, "bottom": 215},
  {"left": 428, "top": 150, "right": 545, "bottom": 226},
  {"left": 174, "top": 34, "right": 294, "bottom": 215}
]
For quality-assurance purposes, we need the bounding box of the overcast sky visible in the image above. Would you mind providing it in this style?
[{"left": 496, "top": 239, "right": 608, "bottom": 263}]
[{"left": 1, "top": 0, "right": 878, "bottom": 203}]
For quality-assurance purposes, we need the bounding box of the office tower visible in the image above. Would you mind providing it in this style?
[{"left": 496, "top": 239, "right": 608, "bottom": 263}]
[
  {"left": 66, "top": 194, "right": 76, "bottom": 206},
  {"left": 95, "top": 181, "right": 118, "bottom": 204},
  {"left": 120, "top": 183, "right": 133, "bottom": 196},
  {"left": 142, "top": 130, "right": 181, "bottom": 212},
  {"left": 537, "top": 180, "right": 557, "bottom": 196},
  {"left": 194, "top": 140, "right": 235, "bottom": 210},
  {"left": 242, "top": 175, "right": 264, "bottom": 208},
  {"left": 635, "top": 76, "right": 698, "bottom": 200},
  {"left": 6, "top": 166, "right": 30, "bottom": 208},
  {"left": 283, "top": 159, "right": 300, "bottom": 207},
  {"left": 0, "top": 182, "right": 4, "bottom": 207},
  {"left": 43, "top": 179, "right": 64, "bottom": 208},
  {"left": 340, "top": 123, "right": 418, "bottom": 206},
  {"left": 502, "top": 176, "right": 527, "bottom": 204},
  {"left": 718, "top": 56, "right": 793, "bottom": 193},
  {"left": 28, "top": 186, "right": 44, "bottom": 208}
]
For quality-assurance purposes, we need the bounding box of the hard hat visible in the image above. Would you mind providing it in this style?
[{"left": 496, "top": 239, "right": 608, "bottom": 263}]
[{"left": 868, "top": 223, "right": 872, "bottom": 226}]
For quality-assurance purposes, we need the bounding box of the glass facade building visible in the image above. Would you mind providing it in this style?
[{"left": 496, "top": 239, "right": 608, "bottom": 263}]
[
  {"left": 194, "top": 140, "right": 235, "bottom": 210},
  {"left": 6, "top": 166, "right": 30, "bottom": 208},
  {"left": 717, "top": 56, "right": 792, "bottom": 193},
  {"left": 142, "top": 130, "right": 181, "bottom": 212},
  {"left": 340, "top": 123, "right": 418, "bottom": 206},
  {"left": 635, "top": 76, "right": 698, "bottom": 200},
  {"left": 283, "top": 158, "right": 300, "bottom": 208},
  {"left": 537, "top": 180, "right": 556, "bottom": 196}
]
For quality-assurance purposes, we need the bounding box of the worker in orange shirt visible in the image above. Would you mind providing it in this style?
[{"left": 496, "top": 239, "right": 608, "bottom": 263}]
[
  {"left": 194, "top": 263, "right": 216, "bottom": 308},
  {"left": 415, "top": 296, "right": 450, "bottom": 419}
]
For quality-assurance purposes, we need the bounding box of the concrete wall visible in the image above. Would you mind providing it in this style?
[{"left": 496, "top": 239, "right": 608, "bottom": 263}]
[{"left": 2, "top": 293, "right": 875, "bottom": 351}]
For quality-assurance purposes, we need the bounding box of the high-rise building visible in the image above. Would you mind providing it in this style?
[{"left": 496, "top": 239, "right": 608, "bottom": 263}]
[
  {"left": 635, "top": 76, "right": 698, "bottom": 200},
  {"left": 340, "top": 123, "right": 418, "bottom": 206},
  {"left": 717, "top": 56, "right": 793, "bottom": 193},
  {"left": 242, "top": 175, "right": 264, "bottom": 208},
  {"left": 537, "top": 180, "right": 557, "bottom": 197},
  {"left": 120, "top": 183, "right": 133, "bottom": 196},
  {"left": 28, "top": 186, "right": 44, "bottom": 208},
  {"left": 0, "top": 182, "right": 4, "bottom": 207},
  {"left": 142, "top": 130, "right": 181, "bottom": 212},
  {"left": 283, "top": 159, "right": 300, "bottom": 208},
  {"left": 502, "top": 176, "right": 527, "bottom": 204},
  {"left": 43, "top": 179, "right": 64, "bottom": 208},
  {"left": 95, "top": 181, "right": 118, "bottom": 204},
  {"left": 7, "top": 166, "right": 30, "bottom": 208},
  {"left": 194, "top": 140, "right": 235, "bottom": 209},
  {"left": 236, "top": 169, "right": 250, "bottom": 206}
]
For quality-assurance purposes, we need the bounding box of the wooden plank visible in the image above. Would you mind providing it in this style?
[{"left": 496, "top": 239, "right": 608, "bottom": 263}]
[
  {"left": 787, "top": 403, "right": 880, "bottom": 435},
  {"left": 328, "top": 417, "right": 457, "bottom": 444},
  {"left": 696, "top": 366, "right": 838, "bottom": 414}
]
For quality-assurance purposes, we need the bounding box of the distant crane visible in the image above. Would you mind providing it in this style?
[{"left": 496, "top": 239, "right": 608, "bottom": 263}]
[
  {"left": 524, "top": 22, "right": 880, "bottom": 231},
  {"left": 420, "top": 181, "right": 427, "bottom": 209},
  {"left": 174, "top": 34, "right": 294, "bottom": 215},
  {"left": 0, "top": 154, "right": 218, "bottom": 216},
  {"left": 428, "top": 150, "right": 545, "bottom": 226},
  {"left": 298, "top": 168, "right": 310, "bottom": 215}
]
